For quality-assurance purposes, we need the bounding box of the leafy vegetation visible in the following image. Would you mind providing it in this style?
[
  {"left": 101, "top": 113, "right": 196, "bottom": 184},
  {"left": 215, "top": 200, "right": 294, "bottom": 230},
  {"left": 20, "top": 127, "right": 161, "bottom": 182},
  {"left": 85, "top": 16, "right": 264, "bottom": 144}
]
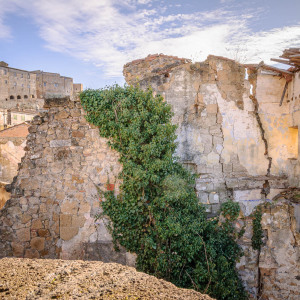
[
  {"left": 80, "top": 85, "right": 247, "bottom": 300},
  {"left": 251, "top": 205, "right": 263, "bottom": 251}
]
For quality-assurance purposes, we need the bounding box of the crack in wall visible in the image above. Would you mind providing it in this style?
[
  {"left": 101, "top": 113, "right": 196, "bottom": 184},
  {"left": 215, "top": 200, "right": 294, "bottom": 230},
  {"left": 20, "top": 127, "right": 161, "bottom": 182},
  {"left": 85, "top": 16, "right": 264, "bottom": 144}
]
[
  {"left": 218, "top": 108, "right": 233, "bottom": 200},
  {"left": 249, "top": 74, "right": 272, "bottom": 299},
  {"left": 250, "top": 94, "right": 272, "bottom": 197}
]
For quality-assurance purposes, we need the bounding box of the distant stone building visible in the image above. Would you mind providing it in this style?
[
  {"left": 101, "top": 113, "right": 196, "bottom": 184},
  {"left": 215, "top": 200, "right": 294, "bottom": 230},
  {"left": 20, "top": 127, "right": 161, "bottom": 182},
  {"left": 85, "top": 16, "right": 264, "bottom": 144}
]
[
  {"left": 73, "top": 83, "right": 83, "bottom": 96},
  {"left": 0, "top": 61, "right": 82, "bottom": 111},
  {"left": 0, "top": 61, "right": 82, "bottom": 128},
  {"left": 31, "top": 70, "right": 73, "bottom": 99},
  {"left": 0, "top": 61, "right": 38, "bottom": 110}
]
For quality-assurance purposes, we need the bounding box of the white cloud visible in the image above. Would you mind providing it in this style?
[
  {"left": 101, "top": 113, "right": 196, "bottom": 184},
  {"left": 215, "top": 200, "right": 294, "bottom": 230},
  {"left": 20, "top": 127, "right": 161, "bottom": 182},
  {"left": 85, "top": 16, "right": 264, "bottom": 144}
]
[
  {"left": 0, "top": 22, "right": 11, "bottom": 39},
  {"left": 0, "top": 0, "right": 299, "bottom": 77}
]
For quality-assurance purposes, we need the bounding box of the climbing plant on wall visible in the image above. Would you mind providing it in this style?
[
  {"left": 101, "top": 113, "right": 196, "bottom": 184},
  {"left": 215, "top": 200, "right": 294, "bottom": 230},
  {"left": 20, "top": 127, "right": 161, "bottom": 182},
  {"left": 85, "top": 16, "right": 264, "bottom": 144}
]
[{"left": 80, "top": 85, "right": 247, "bottom": 300}]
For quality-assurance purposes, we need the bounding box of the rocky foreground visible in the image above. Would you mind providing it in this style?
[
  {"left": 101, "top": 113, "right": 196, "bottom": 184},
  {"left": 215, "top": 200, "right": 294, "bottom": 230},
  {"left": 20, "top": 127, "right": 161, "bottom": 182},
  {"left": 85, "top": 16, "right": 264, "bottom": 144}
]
[{"left": 0, "top": 258, "right": 213, "bottom": 299}]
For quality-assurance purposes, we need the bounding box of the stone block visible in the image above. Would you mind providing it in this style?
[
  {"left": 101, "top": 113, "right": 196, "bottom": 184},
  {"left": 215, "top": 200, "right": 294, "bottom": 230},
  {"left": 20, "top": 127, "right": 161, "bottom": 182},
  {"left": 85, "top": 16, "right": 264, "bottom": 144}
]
[
  {"left": 60, "top": 226, "right": 79, "bottom": 241},
  {"left": 209, "top": 125, "right": 222, "bottom": 136},
  {"left": 50, "top": 139, "right": 71, "bottom": 148},
  {"left": 55, "top": 110, "right": 70, "bottom": 119},
  {"left": 16, "top": 228, "right": 30, "bottom": 242},
  {"left": 197, "top": 192, "right": 209, "bottom": 204},
  {"left": 21, "top": 214, "right": 32, "bottom": 224},
  {"left": 206, "top": 104, "right": 218, "bottom": 114},
  {"left": 207, "top": 152, "right": 220, "bottom": 165},
  {"left": 223, "top": 163, "right": 233, "bottom": 173},
  {"left": 11, "top": 242, "right": 24, "bottom": 257},
  {"left": 61, "top": 201, "right": 78, "bottom": 214},
  {"left": 209, "top": 192, "right": 220, "bottom": 204},
  {"left": 78, "top": 203, "right": 91, "bottom": 214},
  {"left": 38, "top": 229, "right": 50, "bottom": 237},
  {"left": 75, "top": 192, "right": 84, "bottom": 201},
  {"left": 31, "top": 219, "right": 43, "bottom": 230},
  {"left": 72, "top": 175, "right": 84, "bottom": 184},
  {"left": 126, "top": 252, "right": 137, "bottom": 267},
  {"left": 72, "top": 131, "right": 85, "bottom": 138},
  {"left": 60, "top": 214, "right": 72, "bottom": 227},
  {"left": 72, "top": 215, "right": 86, "bottom": 228},
  {"left": 24, "top": 249, "right": 40, "bottom": 259},
  {"left": 30, "top": 237, "right": 45, "bottom": 251},
  {"left": 56, "top": 191, "right": 65, "bottom": 201}
]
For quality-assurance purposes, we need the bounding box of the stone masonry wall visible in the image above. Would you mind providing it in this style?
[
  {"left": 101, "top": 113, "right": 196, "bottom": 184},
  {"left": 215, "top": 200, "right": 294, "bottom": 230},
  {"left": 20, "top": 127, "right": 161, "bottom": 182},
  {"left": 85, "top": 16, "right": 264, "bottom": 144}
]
[
  {"left": 236, "top": 194, "right": 300, "bottom": 299},
  {"left": 0, "top": 97, "right": 135, "bottom": 265},
  {"left": 124, "top": 54, "right": 300, "bottom": 298},
  {"left": 0, "top": 54, "right": 299, "bottom": 299}
]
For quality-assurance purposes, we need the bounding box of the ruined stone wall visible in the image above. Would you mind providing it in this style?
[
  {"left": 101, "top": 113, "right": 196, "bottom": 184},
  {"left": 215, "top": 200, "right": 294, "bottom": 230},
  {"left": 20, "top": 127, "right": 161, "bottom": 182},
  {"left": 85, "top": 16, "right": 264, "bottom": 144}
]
[
  {"left": 124, "top": 55, "right": 291, "bottom": 216},
  {"left": 33, "top": 71, "right": 73, "bottom": 99},
  {"left": 287, "top": 71, "right": 300, "bottom": 187},
  {"left": 124, "top": 54, "right": 300, "bottom": 298},
  {"left": 0, "top": 97, "right": 135, "bottom": 265},
  {"left": 0, "top": 139, "right": 26, "bottom": 183},
  {"left": 236, "top": 195, "right": 300, "bottom": 299},
  {"left": 0, "top": 55, "right": 299, "bottom": 299},
  {"left": 0, "top": 66, "right": 40, "bottom": 110}
]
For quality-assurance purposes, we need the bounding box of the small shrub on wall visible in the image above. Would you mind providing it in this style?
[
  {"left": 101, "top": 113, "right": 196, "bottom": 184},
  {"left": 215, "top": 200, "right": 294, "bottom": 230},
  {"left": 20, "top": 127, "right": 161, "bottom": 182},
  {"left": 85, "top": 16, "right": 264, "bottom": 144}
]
[{"left": 80, "top": 85, "right": 247, "bottom": 300}]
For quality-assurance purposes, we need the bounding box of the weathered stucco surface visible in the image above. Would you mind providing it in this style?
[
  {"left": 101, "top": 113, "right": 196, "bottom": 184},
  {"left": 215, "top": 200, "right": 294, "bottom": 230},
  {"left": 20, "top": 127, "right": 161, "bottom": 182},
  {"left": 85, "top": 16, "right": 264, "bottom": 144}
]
[
  {"left": 236, "top": 194, "right": 300, "bottom": 299},
  {"left": 124, "top": 54, "right": 298, "bottom": 215}
]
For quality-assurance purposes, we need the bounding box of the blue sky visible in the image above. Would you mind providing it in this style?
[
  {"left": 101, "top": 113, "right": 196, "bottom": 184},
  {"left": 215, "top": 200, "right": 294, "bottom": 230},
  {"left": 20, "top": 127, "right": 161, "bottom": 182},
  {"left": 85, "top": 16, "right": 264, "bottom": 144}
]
[{"left": 0, "top": 0, "right": 299, "bottom": 89}]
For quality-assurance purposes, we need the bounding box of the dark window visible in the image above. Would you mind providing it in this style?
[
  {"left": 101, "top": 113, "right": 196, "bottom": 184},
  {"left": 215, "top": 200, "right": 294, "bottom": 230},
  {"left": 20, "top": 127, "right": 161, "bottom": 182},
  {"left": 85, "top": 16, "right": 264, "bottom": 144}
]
[
  {"left": 24, "top": 95, "right": 28, "bottom": 99},
  {"left": 10, "top": 95, "right": 14, "bottom": 100},
  {"left": 28, "top": 73, "right": 30, "bottom": 79},
  {"left": 31, "top": 95, "right": 35, "bottom": 98},
  {"left": 17, "top": 95, "right": 21, "bottom": 99}
]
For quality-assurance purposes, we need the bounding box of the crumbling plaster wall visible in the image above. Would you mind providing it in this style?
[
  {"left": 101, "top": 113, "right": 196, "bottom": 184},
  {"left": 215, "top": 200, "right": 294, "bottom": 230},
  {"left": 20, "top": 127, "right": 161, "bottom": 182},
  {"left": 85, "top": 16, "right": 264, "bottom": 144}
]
[
  {"left": 236, "top": 196, "right": 300, "bottom": 299},
  {"left": 0, "top": 97, "right": 135, "bottom": 265},
  {"left": 124, "top": 54, "right": 300, "bottom": 299},
  {"left": 124, "top": 55, "right": 293, "bottom": 215},
  {"left": 287, "top": 71, "right": 300, "bottom": 187}
]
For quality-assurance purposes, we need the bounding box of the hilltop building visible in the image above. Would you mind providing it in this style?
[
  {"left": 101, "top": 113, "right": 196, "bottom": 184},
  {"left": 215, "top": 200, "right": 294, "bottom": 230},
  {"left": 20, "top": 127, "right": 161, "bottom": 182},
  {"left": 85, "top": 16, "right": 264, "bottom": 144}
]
[{"left": 0, "top": 61, "right": 82, "bottom": 127}]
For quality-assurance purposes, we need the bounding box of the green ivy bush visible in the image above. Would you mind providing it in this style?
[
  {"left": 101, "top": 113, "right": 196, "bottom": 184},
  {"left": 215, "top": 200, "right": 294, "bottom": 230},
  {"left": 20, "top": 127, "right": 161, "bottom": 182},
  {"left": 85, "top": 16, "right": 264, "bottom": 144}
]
[
  {"left": 80, "top": 85, "right": 247, "bottom": 300},
  {"left": 251, "top": 206, "right": 263, "bottom": 251}
]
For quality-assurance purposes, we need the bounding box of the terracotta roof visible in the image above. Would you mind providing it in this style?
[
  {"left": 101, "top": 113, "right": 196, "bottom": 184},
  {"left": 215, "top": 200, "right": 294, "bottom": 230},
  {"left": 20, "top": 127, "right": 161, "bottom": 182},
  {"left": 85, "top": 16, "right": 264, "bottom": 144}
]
[{"left": 0, "top": 122, "right": 30, "bottom": 138}]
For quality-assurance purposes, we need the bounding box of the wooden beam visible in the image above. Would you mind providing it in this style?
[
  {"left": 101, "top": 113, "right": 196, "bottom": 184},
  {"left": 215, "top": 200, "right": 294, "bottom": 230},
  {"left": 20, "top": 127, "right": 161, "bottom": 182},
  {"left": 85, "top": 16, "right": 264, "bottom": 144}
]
[
  {"left": 281, "top": 50, "right": 299, "bottom": 57},
  {"left": 287, "top": 48, "right": 300, "bottom": 51},
  {"left": 289, "top": 54, "right": 300, "bottom": 58},
  {"left": 279, "top": 81, "right": 288, "bottom": 107},
  {"left": 260, "top": 65, "right": 294, "bottom": 75},
  {"left": 270, "top": 58, "right": 296, "bottom": 66}
]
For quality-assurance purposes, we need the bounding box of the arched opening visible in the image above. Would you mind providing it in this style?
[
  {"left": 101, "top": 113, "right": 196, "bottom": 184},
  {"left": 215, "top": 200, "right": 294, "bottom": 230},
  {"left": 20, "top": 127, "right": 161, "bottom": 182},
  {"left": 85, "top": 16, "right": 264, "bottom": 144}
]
[
  {"left": 10, "top": 95, "right": 14, "bottom": 100},
  {"left": 17, "top": 95, "right": 21, "bottom": 99},
  {"left": 24, "top": 95, "right": 28, "bottom": 99},
  {"left": 31, "top": 95, "right": 35, "bottom": 98}
]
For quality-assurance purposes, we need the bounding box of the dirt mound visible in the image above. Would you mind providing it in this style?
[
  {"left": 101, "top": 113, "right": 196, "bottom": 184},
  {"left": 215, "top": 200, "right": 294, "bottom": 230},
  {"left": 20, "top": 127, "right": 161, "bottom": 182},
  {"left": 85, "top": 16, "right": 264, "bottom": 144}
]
[{"left": 0, "top": 258, "right": 214, "bottom": 299}]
